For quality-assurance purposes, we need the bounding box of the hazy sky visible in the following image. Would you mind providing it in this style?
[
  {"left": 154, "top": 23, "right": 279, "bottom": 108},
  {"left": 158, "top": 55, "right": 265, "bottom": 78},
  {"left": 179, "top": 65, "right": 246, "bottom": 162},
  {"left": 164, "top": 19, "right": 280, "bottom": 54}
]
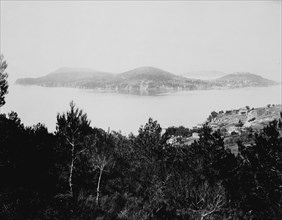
[{"left": 1, "top": 1, "right": 281, "bottom": 81}]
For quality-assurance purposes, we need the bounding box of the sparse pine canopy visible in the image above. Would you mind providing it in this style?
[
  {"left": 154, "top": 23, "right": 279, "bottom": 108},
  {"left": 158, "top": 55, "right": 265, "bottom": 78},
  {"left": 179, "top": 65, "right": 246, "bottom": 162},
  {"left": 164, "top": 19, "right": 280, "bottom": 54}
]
[
  {"left": 0, "top": 55, "right": 9, "bottom": 108},
  {"left": 56, "top": 100, "right": 91, "bottom": 137},
  {"left": 56, "top": 101, "right": 91, "bottom": 197},
  {"left": 137, "top": 117, "right": 162, "bottom": 149}
]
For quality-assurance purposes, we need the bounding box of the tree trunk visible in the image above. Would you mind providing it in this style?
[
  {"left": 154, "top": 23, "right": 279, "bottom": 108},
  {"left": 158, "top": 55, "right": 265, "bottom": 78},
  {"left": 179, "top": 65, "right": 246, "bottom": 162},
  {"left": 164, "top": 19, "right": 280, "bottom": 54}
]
[
  {"left": 69, "top": 142, "right": 75, "bottom": 197},
  {"left": 96, "top": 167, "right": 103, "bottom": 206}
]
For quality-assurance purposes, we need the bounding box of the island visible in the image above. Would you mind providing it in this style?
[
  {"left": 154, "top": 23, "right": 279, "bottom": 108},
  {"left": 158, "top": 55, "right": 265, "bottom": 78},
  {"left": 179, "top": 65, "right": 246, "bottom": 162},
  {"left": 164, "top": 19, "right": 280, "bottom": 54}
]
[{"left": 16, "top": 66, "right": 279, "bottom": 95}]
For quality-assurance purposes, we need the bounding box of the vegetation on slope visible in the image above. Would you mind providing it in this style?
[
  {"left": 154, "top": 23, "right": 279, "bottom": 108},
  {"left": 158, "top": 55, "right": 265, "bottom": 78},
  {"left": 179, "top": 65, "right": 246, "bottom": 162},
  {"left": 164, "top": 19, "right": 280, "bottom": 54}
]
[
  {"left": 1, "top": 105, "right": 281, "bottom": 220},
  {"left": 215, "top": 72, "right": 277, "bottom": 86},
  {"left": 119, "top": 66, "right": 180, "bottom": 81},
  {"left": 2, "top": 58, "right": 282, "bottom": 219},
  {"left": 15, "top": 67, "right": 279, "bottom": 95}
]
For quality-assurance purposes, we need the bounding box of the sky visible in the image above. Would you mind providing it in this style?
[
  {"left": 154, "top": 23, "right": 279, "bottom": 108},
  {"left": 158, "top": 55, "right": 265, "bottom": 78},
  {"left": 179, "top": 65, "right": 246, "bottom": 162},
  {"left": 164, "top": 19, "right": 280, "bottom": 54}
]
[{"left": 0, "top": 1, "right": 281, "bottom": 81}]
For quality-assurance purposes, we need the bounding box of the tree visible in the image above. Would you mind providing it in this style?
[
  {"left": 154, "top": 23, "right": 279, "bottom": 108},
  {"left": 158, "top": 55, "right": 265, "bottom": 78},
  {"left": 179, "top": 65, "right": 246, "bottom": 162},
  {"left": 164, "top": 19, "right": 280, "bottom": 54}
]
[
  {"left": 86, "top": 131, "right": 115, "bottom": 206},
  {"left": 232, "top": 120, "right": 282, "bottom": 219},
  {"left": 188, "top": 182, "right": 226, "bottom": 220},
  {"left": 211, "top": 111, "right": 218, "bottom": 118},
  {"left": 0, "top": 113, "right": 57, "bottom": 219},
  {"left": 134, "top": 118, "right": 165, "bottom": 182},
  {"left": 238, "top": 119, "right": 244, "bottom": 127},
  {"left": 56, "top": 101, "right": 91, "bottom": 197},
  {"left": 0, "top": 55, "right": 8, "bottom": 110},
  {"left": 207, "top": 111, "right": 218, "bottom": 122},
  {"left": 119, "top": 118, "right": 167, "bottom": 218},
  {"left": 136, "top": 118, "right": 163, "bottom": 152}
]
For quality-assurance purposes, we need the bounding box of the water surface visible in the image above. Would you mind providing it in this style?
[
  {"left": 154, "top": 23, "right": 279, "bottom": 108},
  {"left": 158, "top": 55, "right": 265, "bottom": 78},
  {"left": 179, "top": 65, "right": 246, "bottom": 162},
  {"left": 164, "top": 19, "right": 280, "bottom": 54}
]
[{"left": 2, "top": 85, "right": 281, "bottom": 135}]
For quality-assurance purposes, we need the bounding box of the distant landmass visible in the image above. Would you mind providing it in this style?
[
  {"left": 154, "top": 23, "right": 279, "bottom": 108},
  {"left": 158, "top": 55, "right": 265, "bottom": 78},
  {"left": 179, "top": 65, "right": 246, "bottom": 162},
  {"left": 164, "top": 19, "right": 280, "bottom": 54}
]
[
  {"left": 16, "top": 67, "right": 279, "bottom": 95},
  {"left": 119, "top": 66, "right": 179, "bottom": 81},
  {"left": 215, "top": 72, "right": 277, "bottom": 87},
  {"left": 16, "top": 67, "right": 116, "bottom": 86}
]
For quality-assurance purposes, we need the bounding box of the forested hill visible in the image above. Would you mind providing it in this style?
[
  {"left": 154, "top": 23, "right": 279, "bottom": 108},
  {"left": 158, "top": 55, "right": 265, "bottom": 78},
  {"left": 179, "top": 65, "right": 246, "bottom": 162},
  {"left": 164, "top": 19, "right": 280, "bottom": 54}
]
[
  {"left": 15, "top": 67, "right": 117, "bottom": 86},
  {"left": 119, "top": 66, "right": 182, "bottom": 81},
  {"left": 15, "top": 66, "right": 208, "bottom": 93},
  {"left": 16, "top": 67, "right": 278, "bottom": 94},
  {"left": 1, "top": 102, "right": 282, "bottom": 219},
  {"left": 41, "top": 67, "right": 115, "bottom": 81},
  {"left": 215, "top": 72, "right": 277, "bottom": 86}
]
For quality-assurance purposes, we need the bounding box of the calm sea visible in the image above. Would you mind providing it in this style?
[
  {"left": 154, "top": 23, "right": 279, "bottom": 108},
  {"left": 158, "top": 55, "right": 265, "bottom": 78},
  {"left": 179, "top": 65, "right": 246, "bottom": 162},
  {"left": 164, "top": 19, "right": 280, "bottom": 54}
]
[{"left": 2, "top": 84, "right": 281, "bottom": 135}]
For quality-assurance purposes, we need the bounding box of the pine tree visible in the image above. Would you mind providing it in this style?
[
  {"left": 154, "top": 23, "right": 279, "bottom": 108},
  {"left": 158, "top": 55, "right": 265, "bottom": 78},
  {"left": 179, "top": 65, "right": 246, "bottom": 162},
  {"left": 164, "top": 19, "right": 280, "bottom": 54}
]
[
  {"left": 0, "top": 55, "right": 8, "bottom": 110},
  {"left": 56, "top": 101, "right": 91, "bottom": 197}
]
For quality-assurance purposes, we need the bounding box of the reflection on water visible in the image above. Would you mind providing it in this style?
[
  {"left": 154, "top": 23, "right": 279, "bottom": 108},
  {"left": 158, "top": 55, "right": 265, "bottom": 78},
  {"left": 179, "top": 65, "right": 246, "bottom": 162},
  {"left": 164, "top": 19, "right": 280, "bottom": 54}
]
[{"left": 2, "top": 84, "right": 281, "bottom": 135}]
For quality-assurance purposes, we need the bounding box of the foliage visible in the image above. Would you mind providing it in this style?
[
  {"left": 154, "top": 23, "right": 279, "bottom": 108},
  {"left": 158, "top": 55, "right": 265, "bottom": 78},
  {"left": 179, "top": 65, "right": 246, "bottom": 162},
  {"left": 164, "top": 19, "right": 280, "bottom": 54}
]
[
  {"left": 230, "top": 120, "right": 282, "bottom": 219},
  {"left": 207, "top": 111, "right": 219, "bottom": 122},
  {"left": 1, "top": 101, "right": 281, "bottom": 219},
  {"left": 164, "top": 126, "right": 191, "bottom": 137},
  {"left": 0, "top": 55, "right": 9, "bottom": 108},
  {"left": 55, "top": 101, "right": 92, "bottom": 197}
]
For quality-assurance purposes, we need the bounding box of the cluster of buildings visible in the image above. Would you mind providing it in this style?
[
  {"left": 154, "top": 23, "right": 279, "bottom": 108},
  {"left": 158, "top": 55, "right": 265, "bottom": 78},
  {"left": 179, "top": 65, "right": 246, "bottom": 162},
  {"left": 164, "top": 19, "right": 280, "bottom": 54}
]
[
  {"left": 165, "top": 104, "right": 281, "bottom": 149},
  {"left": 166, "top": 132, "right": 200, "bottom": 146}
]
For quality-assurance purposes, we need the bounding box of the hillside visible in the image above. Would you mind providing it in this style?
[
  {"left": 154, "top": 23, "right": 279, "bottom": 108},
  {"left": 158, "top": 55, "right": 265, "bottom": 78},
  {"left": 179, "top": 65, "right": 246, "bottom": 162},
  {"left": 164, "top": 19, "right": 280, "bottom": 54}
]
[
  {"left": 16, "top": 67, "right": 278, "bottom": 94},
  {"left": 206, "top": 104, "right": 282, "bottom": 153},
  {"left": 15, "top": 66, "right": 208, "bottom": 94},
  {"left": 167, "top": 104, "right": 282, "bottom": 154},
  {"left": 119, "top": 66, "right": 180, "bottom": 81},
  {"left": 16, "top": 68, "right": 115, "bottom": 86},
  {"left": 215, "top": 72, "right": 277, "bottom": 87},
  {"left": 45, "top": 67, "right": 115, "bottom": 81},
  {"left": 207, "top": 104, "right": 282, "bottom": 132}
]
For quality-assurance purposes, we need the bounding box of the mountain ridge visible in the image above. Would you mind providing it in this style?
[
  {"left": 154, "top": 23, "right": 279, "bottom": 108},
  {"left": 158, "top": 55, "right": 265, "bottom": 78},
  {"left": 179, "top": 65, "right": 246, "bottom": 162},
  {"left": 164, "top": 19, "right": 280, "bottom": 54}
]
[
  {"left": 215, "top": 72, "right": 277, "bottom": 87},
  {"left": 15, "top": 66, "right": 279, "bottom": 94},
  {"left": 118, "top": 66, "right": 184, "bottom": 81}
]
